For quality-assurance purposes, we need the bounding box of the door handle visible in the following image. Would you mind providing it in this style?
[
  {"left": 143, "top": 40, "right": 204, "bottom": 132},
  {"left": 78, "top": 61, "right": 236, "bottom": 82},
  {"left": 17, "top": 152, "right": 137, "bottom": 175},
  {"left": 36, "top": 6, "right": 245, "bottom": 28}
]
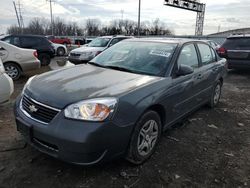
[
  {"left": 197, "top": 74, "right": 202, "bottom": 79},
  {"left": 212, "top": 67, "right": 218, "bottom": 72}
]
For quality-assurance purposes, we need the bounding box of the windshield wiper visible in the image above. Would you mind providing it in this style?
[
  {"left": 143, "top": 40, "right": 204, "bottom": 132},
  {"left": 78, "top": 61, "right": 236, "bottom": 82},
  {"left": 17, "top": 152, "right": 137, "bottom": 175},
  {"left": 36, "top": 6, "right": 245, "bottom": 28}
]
[{"left": 104, "top": 65, "right": 138, "bottom": 74}]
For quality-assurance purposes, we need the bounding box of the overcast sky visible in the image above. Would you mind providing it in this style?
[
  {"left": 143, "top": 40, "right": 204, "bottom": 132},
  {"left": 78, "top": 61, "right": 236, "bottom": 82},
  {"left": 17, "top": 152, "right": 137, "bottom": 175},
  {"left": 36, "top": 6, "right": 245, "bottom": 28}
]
[{"left": 0, "top": 0, "right": 250, "bottom": 35}]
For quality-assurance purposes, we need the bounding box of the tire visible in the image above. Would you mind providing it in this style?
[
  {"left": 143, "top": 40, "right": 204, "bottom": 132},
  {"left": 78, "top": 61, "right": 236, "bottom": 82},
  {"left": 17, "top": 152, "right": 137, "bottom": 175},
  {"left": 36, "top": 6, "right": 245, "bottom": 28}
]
[
  {"left": 57, "top": 47, "right": 65, "bottom": 56},
  {"left": 38, "top": 53, "right": 51, "bottom": 66},
  {"left": 4, "top": 63, "right": 22, "bottom": 80},
  {"left": 208, "top": 80, "right": 222, "bottom": 108},
  {"left": 126, "top": 111, "right": 162, "bottom": 165}
]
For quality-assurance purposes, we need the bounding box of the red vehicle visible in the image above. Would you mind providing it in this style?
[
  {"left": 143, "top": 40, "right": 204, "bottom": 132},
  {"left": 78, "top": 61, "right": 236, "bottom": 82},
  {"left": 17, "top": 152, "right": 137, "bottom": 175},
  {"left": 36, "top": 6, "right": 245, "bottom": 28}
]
[{"left": 47, "top": 35, "right": 71, "bottom": 45}]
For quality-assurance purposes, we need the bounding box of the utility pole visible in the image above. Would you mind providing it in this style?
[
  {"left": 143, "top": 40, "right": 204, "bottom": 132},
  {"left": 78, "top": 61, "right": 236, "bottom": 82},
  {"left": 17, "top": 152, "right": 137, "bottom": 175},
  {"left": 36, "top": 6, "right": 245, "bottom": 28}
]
[
  {"left": 17, "top": 0, "right": 24, "bottom": 29},
  {"left": 13, "top": 1, "right": 21, "bottom": 28},
  {"left": 47, "top": 0, "right": 54, "bottom": 35},
  {"left": 137, "top": 0, "right": 141, "bottom": 37},
  {"left": 121, "top": 9, "right": 124, "bottom": 20}
]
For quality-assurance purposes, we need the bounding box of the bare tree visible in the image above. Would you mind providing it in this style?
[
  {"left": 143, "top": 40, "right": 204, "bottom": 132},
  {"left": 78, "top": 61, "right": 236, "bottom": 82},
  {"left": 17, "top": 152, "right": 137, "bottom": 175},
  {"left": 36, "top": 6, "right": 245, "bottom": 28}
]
[{"left": 85, "top": 19, "right": 101, "bottom": 36}]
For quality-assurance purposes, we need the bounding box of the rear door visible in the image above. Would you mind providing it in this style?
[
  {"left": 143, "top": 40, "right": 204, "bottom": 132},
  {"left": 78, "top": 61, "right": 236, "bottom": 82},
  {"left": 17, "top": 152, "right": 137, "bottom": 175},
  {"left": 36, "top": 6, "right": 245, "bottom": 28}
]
[
  {"left": 223, "top": 38, "right": 250, "bottom": 61},
  {"left": 196, "top": 43, "right": 220, "bottom": 99},
  {"left": 170, "top": 43, "right": 203, "bottom": 120}
]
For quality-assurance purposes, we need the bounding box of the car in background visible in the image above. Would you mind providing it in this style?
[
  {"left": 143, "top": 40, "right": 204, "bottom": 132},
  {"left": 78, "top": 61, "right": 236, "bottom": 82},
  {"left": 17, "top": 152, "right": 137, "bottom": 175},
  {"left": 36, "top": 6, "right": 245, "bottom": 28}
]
[
  {"left": 47, "top": 35, "right": 71, "bottom": 45},
  {"left": 15, "top": 38, "right": 227, "bottom": 165},
  {"left": 0, "top": 58, "right": 14, "bottom": 103},
  {"left": 1, "top": 35, "right": 55, "bottom": 66},
  {"left": 0, "top": 41, "right": 40, "bottom": 80},
  {"left": 68, "top": 36, "right": 133, "bottom": 64},
  {"left": 217, "top": 35, "right": 250, "bottom": 69},
  {"left": 205, "top": 40, "right": 220, "bottom": 50},
  {"left": 52, "top": 43, "right": 67, "bottom": 56}
]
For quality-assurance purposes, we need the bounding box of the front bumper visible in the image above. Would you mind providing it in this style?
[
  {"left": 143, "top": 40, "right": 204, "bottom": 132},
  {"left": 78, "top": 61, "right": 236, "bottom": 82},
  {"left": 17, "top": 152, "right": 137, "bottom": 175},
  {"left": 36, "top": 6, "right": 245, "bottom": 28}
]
[
  {"left": 14, "top": 96, "right": 133, "bottom": 165},
  {"left": 68, "top": 56, "right": 89, "bottom": 65}
]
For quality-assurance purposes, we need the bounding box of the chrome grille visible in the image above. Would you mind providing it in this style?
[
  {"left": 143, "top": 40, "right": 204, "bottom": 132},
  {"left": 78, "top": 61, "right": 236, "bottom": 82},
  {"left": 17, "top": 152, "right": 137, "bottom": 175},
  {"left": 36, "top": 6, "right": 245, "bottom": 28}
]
[
  {"left": 21, "top": 95, "right": 60, "bottom": 124},
  {"left": 70, "top": 53, "right": 81, "bottom": 57}
]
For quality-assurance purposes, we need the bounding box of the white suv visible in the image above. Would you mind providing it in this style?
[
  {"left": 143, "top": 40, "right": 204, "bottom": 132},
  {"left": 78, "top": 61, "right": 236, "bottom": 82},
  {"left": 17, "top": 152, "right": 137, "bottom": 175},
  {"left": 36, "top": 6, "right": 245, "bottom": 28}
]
[{"left": 0, "top": 58, "right": 14, "bottom": 104}]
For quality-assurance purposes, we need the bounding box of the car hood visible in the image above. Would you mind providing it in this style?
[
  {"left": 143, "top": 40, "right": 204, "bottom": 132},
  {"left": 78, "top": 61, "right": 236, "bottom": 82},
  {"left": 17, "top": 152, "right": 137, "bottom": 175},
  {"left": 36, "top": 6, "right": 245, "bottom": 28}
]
[
  {"left": 72, "top": 46, "right": 105, "bottom": 53},
  {"left": 25, "top": 64, "right": 162, "bottom": 109}
]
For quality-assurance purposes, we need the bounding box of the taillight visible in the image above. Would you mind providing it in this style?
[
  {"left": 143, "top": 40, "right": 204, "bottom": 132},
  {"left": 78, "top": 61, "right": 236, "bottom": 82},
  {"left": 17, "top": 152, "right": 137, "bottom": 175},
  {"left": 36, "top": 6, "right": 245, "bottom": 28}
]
[
  {"left": 217, "top": 47, "right": 227, "bottom": 55},
  {"left": 33, "top": 51, "right": 38, "bottom": 58}
]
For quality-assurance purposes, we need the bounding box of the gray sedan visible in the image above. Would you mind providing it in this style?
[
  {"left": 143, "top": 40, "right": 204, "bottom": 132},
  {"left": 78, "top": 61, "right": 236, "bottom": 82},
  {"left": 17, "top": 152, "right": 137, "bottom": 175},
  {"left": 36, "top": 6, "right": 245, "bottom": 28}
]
[{"left": 14, "top": 38, "right": 227, "bottom": 165}]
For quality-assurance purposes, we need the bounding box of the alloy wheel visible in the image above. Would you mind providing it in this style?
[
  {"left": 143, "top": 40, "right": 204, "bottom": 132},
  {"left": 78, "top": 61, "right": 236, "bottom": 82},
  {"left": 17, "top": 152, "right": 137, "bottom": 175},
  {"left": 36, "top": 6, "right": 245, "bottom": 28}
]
[
  {"left": 137, "top": 120, "right": 159, "bottom": 156},
  {"left": 214, "top": 84, "right": 221, "bottom": 105},
  {"left": 5, "top": 65, "right": 19, "bottom": 79}
]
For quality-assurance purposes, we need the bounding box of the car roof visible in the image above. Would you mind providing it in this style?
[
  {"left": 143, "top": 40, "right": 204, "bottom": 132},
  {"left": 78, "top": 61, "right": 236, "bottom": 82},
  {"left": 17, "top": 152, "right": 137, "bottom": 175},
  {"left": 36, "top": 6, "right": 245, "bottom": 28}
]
[
  {"left": 98, "top": 35, "right": 133, "bottom": 39},
  {"left": 4, "top": 34, "right": 46, "bottom": 38},
  {"left": 227, "top": 34, "right": 250, "bottom": 39},
  {"left": 124, "top": 37, "right": 203, "bottom": 44}
]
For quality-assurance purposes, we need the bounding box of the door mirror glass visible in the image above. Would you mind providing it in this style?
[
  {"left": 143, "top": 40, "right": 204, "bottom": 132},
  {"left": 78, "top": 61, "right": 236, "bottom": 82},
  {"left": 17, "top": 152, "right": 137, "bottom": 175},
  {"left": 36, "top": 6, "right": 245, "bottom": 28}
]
[{"left": 177, "top": 64, "right": 194, "bottom": 76}]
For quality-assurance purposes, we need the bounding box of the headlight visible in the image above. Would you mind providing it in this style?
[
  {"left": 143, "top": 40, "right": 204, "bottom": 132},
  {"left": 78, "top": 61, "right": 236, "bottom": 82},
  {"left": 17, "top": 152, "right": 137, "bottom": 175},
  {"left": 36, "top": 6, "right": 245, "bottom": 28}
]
[
  {"left": 64, "top": 98, "right": 117, "bottom": 121},
  {"left": 22, "top": 75, "right": 36, "bottom": 95}
]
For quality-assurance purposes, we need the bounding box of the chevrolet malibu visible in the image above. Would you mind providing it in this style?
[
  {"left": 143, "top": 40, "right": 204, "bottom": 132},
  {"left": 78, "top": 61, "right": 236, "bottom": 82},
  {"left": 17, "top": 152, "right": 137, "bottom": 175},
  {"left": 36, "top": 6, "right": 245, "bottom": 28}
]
[{"left": 14, "top": 38, "right": 227, "bottom": 165}]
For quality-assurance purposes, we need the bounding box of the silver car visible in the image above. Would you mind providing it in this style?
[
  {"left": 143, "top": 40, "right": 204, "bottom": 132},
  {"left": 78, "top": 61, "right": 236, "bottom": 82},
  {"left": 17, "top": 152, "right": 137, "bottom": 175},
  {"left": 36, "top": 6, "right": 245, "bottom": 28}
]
[
  {"left": 0, "top": 41, "right": 40, "bottom": 80},
  {"left": 68, "top": 36, "right": 133, "bottom": 64}
]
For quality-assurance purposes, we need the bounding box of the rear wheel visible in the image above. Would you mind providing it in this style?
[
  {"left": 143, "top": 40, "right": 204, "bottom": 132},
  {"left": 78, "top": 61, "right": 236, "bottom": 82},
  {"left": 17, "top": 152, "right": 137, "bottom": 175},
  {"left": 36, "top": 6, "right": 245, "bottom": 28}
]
[
  {"left": 39, "top": 53, "right": 51, "bottom": 66},
  {"left": 4, "top": 63, "right": 21, "bottom": 80},
  {"left": 208, "top": 80, "right": 222, "bottom": 108},
  {"left": 57, "top": 47, "right": 65, "bottom": 56},
  {"left": 126, "top": 111, "right": 162, "bottom": 165}
]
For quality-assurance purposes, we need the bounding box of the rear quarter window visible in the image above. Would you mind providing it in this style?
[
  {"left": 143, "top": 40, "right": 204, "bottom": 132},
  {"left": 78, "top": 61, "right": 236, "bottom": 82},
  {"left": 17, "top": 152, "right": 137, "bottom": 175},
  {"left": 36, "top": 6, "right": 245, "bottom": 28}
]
[{"left": 197, "top": 43, "right": 213, "bottom": 65}]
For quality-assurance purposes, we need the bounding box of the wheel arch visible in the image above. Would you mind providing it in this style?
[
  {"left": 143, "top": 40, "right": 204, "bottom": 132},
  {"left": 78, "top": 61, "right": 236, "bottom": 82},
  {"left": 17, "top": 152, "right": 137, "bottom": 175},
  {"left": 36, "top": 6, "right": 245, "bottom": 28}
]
[
  {"left": 3, "top": 61, "right": 23, "bottom": 72},
  {"left": 145, "top": 104, "right": 166, "bottom": 128}
]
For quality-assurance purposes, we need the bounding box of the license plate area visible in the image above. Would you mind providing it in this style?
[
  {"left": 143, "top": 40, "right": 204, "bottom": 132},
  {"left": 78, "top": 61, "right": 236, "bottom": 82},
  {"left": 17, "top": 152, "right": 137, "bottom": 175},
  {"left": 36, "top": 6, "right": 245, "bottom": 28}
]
[{"left": 16, "top": 119, "right": 32, "bottom": 140}]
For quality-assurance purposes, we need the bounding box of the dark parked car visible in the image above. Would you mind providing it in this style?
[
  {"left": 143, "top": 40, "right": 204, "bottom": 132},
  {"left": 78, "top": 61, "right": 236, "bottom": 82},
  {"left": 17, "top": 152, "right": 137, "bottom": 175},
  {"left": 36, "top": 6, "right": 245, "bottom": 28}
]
[
  {"left": 1, "top": 35, "right": 55, "bottom": 65},
  {"left": 14, "top": 38, "right": 227, "bottom": 165},
  {"left": 217, "top": 35, "right": 250, "bottom": 69}
]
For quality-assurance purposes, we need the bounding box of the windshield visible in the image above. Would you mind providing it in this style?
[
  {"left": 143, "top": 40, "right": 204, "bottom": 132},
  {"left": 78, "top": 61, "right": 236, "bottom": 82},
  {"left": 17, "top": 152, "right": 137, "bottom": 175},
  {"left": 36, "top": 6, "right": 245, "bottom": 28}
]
[
  {"left": 90, "top": 41, "right": 177, "bottom": 76},
  {"left": 88, "top": 37, "right": 111, "bottom": 47}
]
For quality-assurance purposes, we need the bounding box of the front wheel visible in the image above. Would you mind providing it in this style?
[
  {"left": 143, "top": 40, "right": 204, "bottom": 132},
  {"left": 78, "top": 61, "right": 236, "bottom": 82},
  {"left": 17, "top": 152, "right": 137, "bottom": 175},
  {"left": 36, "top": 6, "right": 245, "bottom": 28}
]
[
  {"left": 126, "top": 111, "right": 162, "bottom": 165},
  {"left": 57, "top": 47, "right": 65, "bottom": 56},
  {"left": 208, "top": 80, "right": 222, "bottom": 108}
]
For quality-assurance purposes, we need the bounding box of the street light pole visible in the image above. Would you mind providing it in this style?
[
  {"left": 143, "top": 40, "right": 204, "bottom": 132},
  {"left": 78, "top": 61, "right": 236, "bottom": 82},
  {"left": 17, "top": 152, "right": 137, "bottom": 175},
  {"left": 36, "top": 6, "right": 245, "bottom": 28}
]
[
  {"left": 137, "top": 0, "right": 141, "bottom": 37},
  {"left": 47, "top": 0, "right": 54, "bottom": 35}
]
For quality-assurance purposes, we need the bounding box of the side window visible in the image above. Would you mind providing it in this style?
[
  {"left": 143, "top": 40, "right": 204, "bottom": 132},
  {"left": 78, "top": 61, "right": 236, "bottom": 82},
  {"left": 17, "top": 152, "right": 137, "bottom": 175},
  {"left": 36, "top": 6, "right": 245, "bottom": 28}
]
[
  {"left": 197, "top": 43, "right": 213, "bottom": 65},
  {"left": 210, "top": 47, "right": 217, "bottom": 62},
  {"left": 12, "top": 37, "right": 20, "bottom": 46},
  {"left": 109, "top": 38, "right": 123, "bottom": 46},
  {"left": 21, "top": 37, "right": 41, "bottom": 48},
  {"left": 178, "top": 44, "right": 199, "bottom": 69},
  {"left": 2, "top": 37, "right": 11, "bottom": 44}
]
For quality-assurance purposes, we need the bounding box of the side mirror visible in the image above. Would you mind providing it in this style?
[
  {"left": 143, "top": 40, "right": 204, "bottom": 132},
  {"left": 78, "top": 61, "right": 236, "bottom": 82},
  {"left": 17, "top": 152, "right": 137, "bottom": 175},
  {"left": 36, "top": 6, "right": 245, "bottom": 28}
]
[{"left": 176, "top": 64, "right": 194, "bottom": 76}]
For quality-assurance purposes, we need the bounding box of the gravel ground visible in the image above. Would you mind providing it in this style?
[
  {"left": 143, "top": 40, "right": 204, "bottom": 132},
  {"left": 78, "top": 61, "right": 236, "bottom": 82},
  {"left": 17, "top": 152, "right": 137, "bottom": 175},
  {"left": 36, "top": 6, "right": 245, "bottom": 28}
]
[{"left": 0, "top": 59, "right": 250, "bottom": 188}]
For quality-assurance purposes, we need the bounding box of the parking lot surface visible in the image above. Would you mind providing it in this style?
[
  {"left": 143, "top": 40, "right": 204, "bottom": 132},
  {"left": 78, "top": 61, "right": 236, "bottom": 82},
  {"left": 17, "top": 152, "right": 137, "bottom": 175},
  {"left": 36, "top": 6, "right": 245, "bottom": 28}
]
[{"left": 0, "top": 59, "right": 250, "bottom": 188}]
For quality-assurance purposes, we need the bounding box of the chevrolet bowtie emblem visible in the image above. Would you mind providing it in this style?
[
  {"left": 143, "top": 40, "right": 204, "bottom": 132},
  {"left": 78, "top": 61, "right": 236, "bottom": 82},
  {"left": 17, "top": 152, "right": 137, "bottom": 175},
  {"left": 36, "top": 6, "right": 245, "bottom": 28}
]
[{"left": 29, "top": 105, "right": 38, "bottom": 113}]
